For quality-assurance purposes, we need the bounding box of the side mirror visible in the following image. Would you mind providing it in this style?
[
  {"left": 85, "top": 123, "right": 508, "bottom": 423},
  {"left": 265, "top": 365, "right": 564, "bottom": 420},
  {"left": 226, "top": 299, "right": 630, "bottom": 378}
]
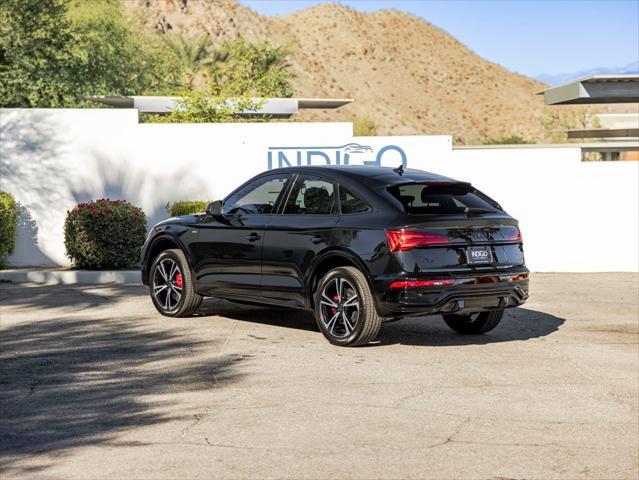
[{"left": 205, "top": 200, "right": 223, "bottom": 216}]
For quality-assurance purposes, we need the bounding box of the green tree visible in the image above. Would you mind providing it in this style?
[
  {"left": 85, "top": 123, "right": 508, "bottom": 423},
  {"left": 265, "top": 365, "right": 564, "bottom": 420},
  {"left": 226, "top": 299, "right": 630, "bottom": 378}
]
[
  {"left": 159, "top": 37, "right": 293, "bottom": 123},
  {"left": 67, "top": 0, "right": 181, "bottom": 99},
  {"left": 161, "top": 34, "right": 213, "bottom": 90},
  {"left": 0, "top": 0, "right": 180, "bottom": 107},
  {"left": 159, "top": 92, "right": 264, "bottom": 124},
  {"left": 0, "top": 0, "right": 77, "bottom": 107},
  {"left": 210, "top": 37, "right": 293, "bottom": 98}
]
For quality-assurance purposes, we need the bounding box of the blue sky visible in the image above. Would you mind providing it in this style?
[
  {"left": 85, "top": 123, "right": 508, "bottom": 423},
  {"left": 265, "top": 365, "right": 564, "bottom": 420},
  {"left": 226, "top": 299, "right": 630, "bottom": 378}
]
[{"left": 239, "top": 0, "right": 639, "bottom": 78}]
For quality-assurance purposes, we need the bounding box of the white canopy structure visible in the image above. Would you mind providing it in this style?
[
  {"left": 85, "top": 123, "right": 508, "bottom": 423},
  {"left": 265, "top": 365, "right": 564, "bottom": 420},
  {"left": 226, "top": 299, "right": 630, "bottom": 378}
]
[{"left": 86, "top": 96, "right": 353, "bottom": 118}]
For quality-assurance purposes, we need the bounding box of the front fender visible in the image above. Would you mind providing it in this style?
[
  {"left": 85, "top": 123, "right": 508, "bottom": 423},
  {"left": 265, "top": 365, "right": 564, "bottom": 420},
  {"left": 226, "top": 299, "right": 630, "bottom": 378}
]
[{"left": 140, "top": 228, "right": 194, "bottom": 285}]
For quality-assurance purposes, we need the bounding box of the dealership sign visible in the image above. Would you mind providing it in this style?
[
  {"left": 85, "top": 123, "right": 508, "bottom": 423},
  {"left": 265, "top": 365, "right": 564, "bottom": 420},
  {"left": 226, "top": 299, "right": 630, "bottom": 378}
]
[{"left": 267, "top": 142, "right": 408, "bottom": 169}]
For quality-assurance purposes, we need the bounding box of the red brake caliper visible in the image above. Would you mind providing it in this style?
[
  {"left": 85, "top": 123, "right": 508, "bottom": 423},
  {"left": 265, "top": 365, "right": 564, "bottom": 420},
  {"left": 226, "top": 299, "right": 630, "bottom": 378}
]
[
  {"left": 330, "top": 295, "right": 339, "bottom": 315},
  {"left": 174, "top": 273, "right": 183, "bottom": 288}
]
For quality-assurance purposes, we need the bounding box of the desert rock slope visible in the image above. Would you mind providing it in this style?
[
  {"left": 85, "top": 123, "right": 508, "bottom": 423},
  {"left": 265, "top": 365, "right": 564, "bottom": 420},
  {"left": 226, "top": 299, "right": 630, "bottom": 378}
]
[{"left": 127, "top": 0, "right": 550, "bottom": 143}]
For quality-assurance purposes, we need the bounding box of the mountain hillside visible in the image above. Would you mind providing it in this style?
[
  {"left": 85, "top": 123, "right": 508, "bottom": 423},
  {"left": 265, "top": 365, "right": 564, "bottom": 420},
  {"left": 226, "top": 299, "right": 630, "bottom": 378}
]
[
  {"left": 535, "top": 61, "right": 639, "bottom": 86},
  {"left": 125, "top": 0, "right": 551, "bottom": 143}
]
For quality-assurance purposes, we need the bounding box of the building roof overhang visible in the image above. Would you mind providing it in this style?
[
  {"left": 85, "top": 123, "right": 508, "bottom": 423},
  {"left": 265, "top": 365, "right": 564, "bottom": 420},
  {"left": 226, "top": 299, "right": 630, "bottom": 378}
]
[
  {"left": 566, "top": 128, "right": 639, "bottom": 139},
  {"left": 454, "top": 140, "right": 639, "bottom": 152},
  {"left": 537, "top": 74, "right": 639, "bottom": 105},
  {"left": 86, "top": 96, "right": 354, "bottom": 117}
]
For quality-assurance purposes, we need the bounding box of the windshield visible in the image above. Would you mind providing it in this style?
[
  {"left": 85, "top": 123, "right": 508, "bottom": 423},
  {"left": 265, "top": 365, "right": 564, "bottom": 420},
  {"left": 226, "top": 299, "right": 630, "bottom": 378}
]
[{"left": 387, "top": 183, "right": 502, "bottom": 214}]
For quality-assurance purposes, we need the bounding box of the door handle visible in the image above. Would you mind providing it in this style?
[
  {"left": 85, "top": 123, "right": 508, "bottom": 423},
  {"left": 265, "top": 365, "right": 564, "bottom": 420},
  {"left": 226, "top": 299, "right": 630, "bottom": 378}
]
[
  {"left": 246, "top": 232, "right": 261, "bottom": 242},
  {"left": 311, "top": 234, "right": 326, "bottom": 244}
]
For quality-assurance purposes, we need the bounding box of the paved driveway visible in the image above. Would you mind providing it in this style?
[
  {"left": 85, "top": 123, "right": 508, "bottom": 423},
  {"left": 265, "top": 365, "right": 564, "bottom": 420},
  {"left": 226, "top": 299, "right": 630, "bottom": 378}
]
[{"left": 1, "top": 273, "right": 637, "bottom": 479}]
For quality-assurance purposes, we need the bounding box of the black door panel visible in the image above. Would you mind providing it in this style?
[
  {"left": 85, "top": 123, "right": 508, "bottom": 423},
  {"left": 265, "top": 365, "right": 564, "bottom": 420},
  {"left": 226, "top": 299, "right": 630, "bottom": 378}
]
[
  {"left": 261, "top": 174, "right": 339, "bottom": 307},
  {"left": 192, "top": 215, "right": 266, "bottom": 297},
  {"left": 192, "top": 174, "right": 291, "bottom": 298},
  {"left": 261, "top": 216, "right": 339, "bottom": 307}
]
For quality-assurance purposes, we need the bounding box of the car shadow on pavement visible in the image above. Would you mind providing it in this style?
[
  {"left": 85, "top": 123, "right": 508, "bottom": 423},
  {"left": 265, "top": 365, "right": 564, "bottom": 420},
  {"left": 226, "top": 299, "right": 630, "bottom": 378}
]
[
  {"left": 196, "top": 299, "right": 564, "bottom": 347},
  {"left": 375, "top": 307, "right": 565, "bottom": 347},
  {"left": 197, "top": 298, "right": 319, "bottom": 332},
  {"left": 0, "top": 311, "right": 244, "bottom": 474}
]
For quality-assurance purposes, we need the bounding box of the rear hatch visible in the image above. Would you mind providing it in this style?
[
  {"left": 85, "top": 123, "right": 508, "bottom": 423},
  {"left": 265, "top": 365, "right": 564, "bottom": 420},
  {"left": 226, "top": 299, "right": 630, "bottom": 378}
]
[{"left": 385, "top": 182, "right": 525, "bottom": 273}]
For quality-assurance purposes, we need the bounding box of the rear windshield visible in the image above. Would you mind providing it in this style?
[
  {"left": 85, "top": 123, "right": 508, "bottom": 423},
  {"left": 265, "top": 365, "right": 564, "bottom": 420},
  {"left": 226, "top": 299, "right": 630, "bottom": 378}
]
[{"left": 387, "top": 183, "right": 501, "bottom": 214}]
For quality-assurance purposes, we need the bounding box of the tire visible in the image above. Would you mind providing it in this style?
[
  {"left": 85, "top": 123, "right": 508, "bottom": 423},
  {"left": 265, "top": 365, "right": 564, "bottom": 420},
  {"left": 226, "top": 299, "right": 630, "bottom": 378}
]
[
  {"left": 443, "top": 309, "right": 504, "bottom": 334},
  {"left": 149, "top": 249, "right": 202, "bottom": 317},
  {"left": 314, "top": 266, "right": 382, "bottom": 346}
]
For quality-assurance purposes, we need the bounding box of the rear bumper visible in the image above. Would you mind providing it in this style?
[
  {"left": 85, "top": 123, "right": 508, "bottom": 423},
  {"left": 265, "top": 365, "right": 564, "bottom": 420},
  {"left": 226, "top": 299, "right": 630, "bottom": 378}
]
[{"left": 373, "top": 270, "right": 529, "bottom": 317}]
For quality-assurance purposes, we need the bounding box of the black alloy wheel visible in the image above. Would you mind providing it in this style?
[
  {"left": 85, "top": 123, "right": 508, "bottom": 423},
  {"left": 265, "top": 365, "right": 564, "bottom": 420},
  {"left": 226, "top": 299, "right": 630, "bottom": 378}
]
[
  {"left": 315, "top": 266, "right": 382, "bottom": 346},
  {"left": 149, "top": 249, "right": 202, "bottom": 317},
  {"left": 442, "top": 309, "right": 504, "bottom": 334}
]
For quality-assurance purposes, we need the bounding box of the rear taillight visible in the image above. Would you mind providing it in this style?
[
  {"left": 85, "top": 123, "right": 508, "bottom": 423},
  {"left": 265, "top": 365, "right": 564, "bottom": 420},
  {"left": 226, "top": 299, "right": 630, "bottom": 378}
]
[
  {"left": 385, "top": 229, "right": 450, "bottom": 252},
  {"left": 506, "top": 226, "right": 522, "bottom": 242},
  {"left": 505, "top": 273, "right": 528, "bottom": 282},
  {"left": 389, "top": 279, "right": 455, "bottom": 289}
]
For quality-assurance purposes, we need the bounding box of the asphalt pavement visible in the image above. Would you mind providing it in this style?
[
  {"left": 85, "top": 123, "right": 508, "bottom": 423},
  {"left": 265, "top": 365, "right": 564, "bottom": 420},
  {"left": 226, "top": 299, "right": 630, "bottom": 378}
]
[{"left": 1, "top": 273, "right": 637, "bottom": 479}]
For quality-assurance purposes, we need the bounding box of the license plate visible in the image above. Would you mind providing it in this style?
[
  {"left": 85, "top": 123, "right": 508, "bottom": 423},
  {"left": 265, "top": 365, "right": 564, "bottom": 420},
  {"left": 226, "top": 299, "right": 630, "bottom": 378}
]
[{"left": 467, "top": 246, "right": 492, "bottom": 264}]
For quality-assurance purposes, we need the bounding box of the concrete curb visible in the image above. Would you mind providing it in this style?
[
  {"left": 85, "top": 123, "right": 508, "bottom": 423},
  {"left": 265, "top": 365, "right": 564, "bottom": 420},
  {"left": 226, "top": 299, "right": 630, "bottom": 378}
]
[{"left": 0, "top": 270, "right": 142, "bottom": 285}]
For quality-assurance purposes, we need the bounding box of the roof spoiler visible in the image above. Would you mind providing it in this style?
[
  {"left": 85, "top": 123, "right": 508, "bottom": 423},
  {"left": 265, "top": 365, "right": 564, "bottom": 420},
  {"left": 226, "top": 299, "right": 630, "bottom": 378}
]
[{"left": 393, "top": 180, "right": 474, "bottom": 190}]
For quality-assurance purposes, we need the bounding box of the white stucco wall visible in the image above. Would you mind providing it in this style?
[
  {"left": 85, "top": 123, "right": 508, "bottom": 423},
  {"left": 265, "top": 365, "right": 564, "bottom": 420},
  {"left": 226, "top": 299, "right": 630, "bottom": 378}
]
[
  {"left": 1, "top": 108, "right": 637, "bottom": 272},
  {"left": 449, "top": 147, "right": 639, "bottom": 272}
]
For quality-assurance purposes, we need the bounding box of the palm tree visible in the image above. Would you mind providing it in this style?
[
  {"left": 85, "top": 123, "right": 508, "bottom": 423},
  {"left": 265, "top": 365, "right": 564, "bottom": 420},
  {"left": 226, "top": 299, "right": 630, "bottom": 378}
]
[
  {"left": 210, "top": 37, "right": 293, "bottom": 98},
  {"left": 162, "top": 34, "right": 213, "bottom": 90}
]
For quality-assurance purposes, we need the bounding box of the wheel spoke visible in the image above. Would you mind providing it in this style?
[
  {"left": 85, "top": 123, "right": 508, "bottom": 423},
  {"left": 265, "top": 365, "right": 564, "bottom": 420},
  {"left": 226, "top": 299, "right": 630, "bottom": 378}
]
[
  {"left": 342, "top": 312, "right": 354, "bottom": 334},
  {"left": 158, "top": 261, "right": 169, "bottom": 282},
  {"left": 320, "top": 293, "right": 338, "bottom": 308},
  {"left": 164, "top": 289, "right": 172, "bottom": 310},
  {"left": 153, "top": 284, "right": 168, "bottom": 294},
  {"left": 343, "top": 295, "right": 359, "bottom": 308},
  {"left": 338, "top": 278, "right": 346, "bottom": 302},
  {"left": 324, "top": 311, "right": 340, "bottom": 333},
  {"left": 168, "top": 262, "right": 178, "bottom": 283},
  {"left": 172, "top": 287, "right": 182, "bottom": 301},
  {"left": 333, "top": 278, "right": 341, "bottom": 302}
]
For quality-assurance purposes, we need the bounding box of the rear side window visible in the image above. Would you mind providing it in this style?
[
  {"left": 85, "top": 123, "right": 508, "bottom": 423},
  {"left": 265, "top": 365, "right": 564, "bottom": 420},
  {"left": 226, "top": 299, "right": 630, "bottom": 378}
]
[
  {"left": 388, "top": 183, "right": 501, "bottom": 214},
  {"left": 339, "top": 186, "right": 372, "bottom": 214},
  {"left": 284, "top": 176, "right": 336, "bottom": 215}
]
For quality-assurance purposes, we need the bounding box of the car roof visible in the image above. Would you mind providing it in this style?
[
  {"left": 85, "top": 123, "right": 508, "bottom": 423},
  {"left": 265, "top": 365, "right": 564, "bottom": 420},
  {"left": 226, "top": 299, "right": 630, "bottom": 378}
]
[{"left": 266, "top": 165, "right": 460, "bottom": 187}]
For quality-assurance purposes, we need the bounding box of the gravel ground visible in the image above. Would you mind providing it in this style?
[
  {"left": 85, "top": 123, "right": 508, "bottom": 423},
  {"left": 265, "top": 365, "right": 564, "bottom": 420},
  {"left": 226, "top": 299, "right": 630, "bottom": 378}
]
[{"left": 1, "top": 273, "right": 637, "bottom": 480}]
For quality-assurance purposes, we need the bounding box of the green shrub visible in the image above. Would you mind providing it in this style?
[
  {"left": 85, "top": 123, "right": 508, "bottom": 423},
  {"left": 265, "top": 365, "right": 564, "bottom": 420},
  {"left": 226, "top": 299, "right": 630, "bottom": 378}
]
[
  {"left": 64, "top": 199, "right": 147, "bottom": 269},
  {"left": 167, "top": 201, "right": 210, "bottom": 217},
  {"left": 353, "top": 116, "right": 378, "bottom": 136},
  {"left": 0, "top": 191, "right": 19, "bottom": 268},
  {"left": 481, "top": 135, "right": 532, "bottom": 145}
]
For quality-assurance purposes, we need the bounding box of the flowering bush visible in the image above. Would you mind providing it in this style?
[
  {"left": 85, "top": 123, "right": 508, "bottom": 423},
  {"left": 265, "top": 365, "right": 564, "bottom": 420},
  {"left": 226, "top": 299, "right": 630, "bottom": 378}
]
[{"left": 64, "top": 199, "right": 147, "bottom": 269}]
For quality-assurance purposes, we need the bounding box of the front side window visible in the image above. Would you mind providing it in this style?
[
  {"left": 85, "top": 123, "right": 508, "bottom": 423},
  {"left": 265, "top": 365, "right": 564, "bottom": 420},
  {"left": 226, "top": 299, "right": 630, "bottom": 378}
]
[
  {"left": 339, "top": 186, "right": 372, "bottom": 214},
  {"left": 224, "top": 175, "right": 288, "bottom": 215},
  {"left": 388, "top": 183, "right": 501, "bottom": 214},
  {"left": 284, "top": 176, "right": 336, "bottom": 215}
]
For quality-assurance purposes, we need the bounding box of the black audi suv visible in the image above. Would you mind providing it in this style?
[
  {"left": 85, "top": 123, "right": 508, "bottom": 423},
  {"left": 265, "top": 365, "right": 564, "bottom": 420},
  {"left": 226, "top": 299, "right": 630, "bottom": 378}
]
[{"left": 141, "top": 165, "right": 529, "bottom": 346}]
